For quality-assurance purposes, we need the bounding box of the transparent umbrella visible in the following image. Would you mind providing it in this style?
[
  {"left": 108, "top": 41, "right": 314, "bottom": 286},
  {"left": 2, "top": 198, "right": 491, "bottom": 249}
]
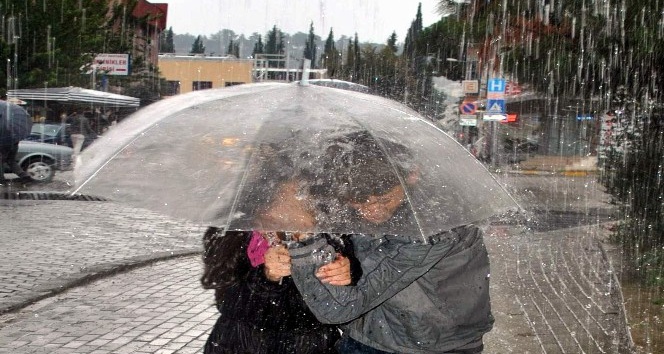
[{"left": 72, "top": 82, "right": 520, "bottom": 242}]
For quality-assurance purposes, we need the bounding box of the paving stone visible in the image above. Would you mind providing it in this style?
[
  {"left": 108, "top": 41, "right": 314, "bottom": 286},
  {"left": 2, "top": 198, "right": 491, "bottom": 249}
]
[{"left": 0, "top": 173, "right": 633, "bottom": 353}]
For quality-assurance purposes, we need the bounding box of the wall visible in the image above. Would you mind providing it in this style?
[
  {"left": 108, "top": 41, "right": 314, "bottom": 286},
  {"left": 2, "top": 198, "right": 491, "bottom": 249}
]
[{"left": 158, "top": 56, "right": 254, "bottom": 94}]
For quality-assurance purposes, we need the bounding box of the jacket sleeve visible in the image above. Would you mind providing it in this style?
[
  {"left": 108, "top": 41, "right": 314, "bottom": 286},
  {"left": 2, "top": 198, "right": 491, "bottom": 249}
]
[{"left": 288, "top": 230, "right": 463, "bottom": 325}]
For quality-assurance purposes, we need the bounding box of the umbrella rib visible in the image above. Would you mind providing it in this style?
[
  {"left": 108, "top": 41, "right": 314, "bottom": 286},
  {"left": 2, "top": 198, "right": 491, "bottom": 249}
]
[{"left": 219, "top": 147, "right": 256, "bottom": 231}]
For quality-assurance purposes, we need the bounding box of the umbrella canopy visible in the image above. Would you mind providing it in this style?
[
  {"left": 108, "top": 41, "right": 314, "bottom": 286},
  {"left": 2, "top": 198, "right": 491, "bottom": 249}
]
[
  {"left": 7, "top": 87, "right": 140, "bottom": 107},
  {"left": 0, "top": 101, "right": 33, "bottom": 146},
  {"left": 72, "top": 83, "right": 519, "bottom": 241}
]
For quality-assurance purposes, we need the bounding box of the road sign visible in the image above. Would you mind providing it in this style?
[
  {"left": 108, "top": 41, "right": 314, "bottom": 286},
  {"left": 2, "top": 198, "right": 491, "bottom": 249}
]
[
  {"left": 486, "top": 99, "right": 505, "bottom": 113},
  {"left": 487, "top": 78, "right": 506, "bottom": 93},
  {"left": 460, "top": 118, "right": 477, "bottom": 126},
  {"left": 462, "top": 80, "right": 479, "bottom": 94},
  {"left": 505, "top": 81, "right": 522, "bottom": 95},
  {"left": 459, "top": 101, "right": 477, "bottom": 114},
  {"left": 459, "top": 114, "right": 477, "bottom": 126},
  {"left": 483, "top": 113, "right": 507, "bottom": 121}
]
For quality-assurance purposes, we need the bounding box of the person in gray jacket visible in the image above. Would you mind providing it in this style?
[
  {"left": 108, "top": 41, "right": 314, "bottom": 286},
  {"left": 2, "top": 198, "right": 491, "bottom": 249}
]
[{"left": 287, "top": 134, "right": 493, "bottom": 353}]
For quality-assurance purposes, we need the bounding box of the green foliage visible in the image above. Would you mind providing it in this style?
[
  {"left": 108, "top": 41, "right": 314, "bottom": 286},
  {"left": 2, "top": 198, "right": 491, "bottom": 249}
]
[
  {"left": 321, "top": 28, "right": 340, "bottom": 78},
  {"left": 0, "top": 0, "right": 167, "bottom": 106},
  {"left": 402, "top": 2, "right": 422, "bottom": 62},
  {"left": 0, "top": 0, "right": 113, "bottom": 92},
  {"left": 265, "top": 25, "right": 284, "bottom": 55},
  {"left": 252, "top": 35, "right": 264, "bottom": 57},
  {"left": 303, "top": 22, "right": 318, "bottom": 68},
  {"left": 190, "top": 35, "right": 205, "bottom": 54},
  {"left": 160, "top": 27, "right": 175, "bottom": 53},
  {"left": 227, "top": 39, "right": 239, "bottom": 57}
]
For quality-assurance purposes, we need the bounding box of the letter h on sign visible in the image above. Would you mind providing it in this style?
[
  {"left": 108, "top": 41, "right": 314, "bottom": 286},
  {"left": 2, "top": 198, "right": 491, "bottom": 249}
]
[{"left": 487, "top": 78, "right": 505, "bottom": 93}]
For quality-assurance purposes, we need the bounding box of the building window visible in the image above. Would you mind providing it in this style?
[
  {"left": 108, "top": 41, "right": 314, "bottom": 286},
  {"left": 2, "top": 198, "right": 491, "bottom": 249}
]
[
  {"left": 224, "top": 82, "right": 244, "bottom": 87},
  {"left": 166, "top": 81, "right": 180, "bottom": 95},
  {"left": 193, "top": 81, "right": 213, "bottom": 91}
]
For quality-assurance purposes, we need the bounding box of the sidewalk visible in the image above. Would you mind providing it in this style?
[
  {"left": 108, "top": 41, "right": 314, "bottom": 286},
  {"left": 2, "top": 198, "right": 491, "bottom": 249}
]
[
  {"left": 0, "top": 172, "right": 633, "bottom": 353},
  {"left": 505, "top": 154, "right": 599, "bottom": 176}
]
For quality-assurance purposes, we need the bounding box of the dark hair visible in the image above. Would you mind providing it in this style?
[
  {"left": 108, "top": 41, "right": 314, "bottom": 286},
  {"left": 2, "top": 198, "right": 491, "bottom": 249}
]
[
  {"left": 200, "top": 227, "right": 251, "bottom": 304},
  {"left": 310, "top": 131, "right": 411, "bottom": 203}
]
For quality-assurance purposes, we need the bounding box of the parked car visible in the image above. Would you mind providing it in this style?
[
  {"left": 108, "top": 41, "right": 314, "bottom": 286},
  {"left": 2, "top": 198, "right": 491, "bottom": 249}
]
[
  {"left": 2, "top": 141, "right": 74, "bottom": 182},
  {"left": 25, "top": 123, "right": 96, "bottom": 150},
  {"left": 24, "top": 123, "right": 71, "bottom": 146}
]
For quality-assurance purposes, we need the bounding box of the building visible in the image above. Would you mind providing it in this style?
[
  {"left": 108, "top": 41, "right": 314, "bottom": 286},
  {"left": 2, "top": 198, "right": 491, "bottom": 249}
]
[
  {"left": 107, "top": 0, "right": 168, "bottom": 71},
  {"left": 158, "top": 55, "right": 255, "bottom": 95},
  {"left": 157, "top": 53, "right": 327, "bottom": 95}
]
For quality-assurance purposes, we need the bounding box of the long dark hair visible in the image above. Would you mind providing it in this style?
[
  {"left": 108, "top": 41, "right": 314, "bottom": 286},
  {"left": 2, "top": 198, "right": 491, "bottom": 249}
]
[{"left": 200, "top": 227, "right": 251, "bottom": 298}]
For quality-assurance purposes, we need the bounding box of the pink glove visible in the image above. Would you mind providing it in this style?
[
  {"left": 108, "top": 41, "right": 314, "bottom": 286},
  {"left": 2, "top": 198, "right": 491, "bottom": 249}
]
[{"left": 247, "top": 231, "right": 270, "bottom": 267}]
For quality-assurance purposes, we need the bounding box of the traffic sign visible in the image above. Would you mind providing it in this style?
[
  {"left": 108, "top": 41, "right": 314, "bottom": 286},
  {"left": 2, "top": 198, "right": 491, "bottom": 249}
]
[
  {"left": 487, "top": 78, "right": 506, "bottom": 93},
  {"left": 462, "top": 80, "right": 479, "bottom": 94},
  {"left": 486, "top": 99, "right": 505, "bottom": 113},
  {"left": 460, "top": 114, "right": 477, "bottom": 126},
  {"left": 459, "top": 101, "right": 477, "bottom": 115},
  {"left": 483, "top": 113, "right": 507, "bottom": 122}
]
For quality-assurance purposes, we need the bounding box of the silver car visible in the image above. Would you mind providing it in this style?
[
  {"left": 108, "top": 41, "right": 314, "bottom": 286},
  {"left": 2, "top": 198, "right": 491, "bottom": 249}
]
[{"left": 2, "top": 141, "right": 74, "bottom": 182}]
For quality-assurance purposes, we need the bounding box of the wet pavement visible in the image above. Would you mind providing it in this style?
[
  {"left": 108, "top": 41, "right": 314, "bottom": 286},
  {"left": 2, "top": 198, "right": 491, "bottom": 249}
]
[{"left": 0, "top": 170, "right": 634, "bottom": 353}]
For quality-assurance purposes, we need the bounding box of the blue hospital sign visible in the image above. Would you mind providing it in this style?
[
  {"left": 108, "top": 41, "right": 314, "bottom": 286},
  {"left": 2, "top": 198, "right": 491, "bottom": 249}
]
[{"left": 487, "top": 78, "right": 506, "bottom": 93}]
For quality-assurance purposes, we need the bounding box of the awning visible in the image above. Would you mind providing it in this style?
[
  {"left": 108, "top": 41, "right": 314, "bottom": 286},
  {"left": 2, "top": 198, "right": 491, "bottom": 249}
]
[{"left": 7, "top": 86, "right": 140, "bottom": 107}]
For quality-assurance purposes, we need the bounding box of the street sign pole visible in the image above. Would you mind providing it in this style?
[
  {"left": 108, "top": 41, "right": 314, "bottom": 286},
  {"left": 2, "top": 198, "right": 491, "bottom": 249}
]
[{"left": 485, "top": 78, "right": 506, "bottom": 168}]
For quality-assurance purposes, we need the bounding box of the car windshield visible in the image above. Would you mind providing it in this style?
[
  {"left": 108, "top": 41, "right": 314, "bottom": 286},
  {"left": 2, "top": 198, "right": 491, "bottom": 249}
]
[{"left": 31, "top": 124, "right": 61, "bottom": 138}]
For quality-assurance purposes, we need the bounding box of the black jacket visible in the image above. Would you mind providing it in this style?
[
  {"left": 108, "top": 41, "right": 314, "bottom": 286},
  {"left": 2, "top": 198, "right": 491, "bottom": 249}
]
[{"left": 202, "top": 229, "right": 361, "bottom": 354}]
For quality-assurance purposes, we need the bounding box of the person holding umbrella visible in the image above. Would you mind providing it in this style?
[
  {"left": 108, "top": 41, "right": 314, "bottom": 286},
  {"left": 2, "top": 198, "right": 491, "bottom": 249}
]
[
  {"left": 283, "top": 132, "right": 493, "bottom": 353},
  {"left": 200, "top": 144, "right": 362, "bottom": 354}
]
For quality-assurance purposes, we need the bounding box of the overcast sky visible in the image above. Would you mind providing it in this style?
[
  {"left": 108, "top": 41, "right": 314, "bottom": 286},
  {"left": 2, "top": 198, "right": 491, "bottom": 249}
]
[{"left": 158, "top": 0, "right": 442, "bottom": 43}]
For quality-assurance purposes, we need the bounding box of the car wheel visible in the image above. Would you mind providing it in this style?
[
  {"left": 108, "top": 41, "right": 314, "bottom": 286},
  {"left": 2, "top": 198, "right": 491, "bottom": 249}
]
[{"left": 22, "top": 157, "right": 55, "bottom": 182}]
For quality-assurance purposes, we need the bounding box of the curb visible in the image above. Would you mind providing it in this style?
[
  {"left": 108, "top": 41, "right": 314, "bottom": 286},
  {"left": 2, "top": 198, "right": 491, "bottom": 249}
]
[
  {"left": 0, "top": 249, "right": 202, "bottom": 316},
  {"left": 505, "top": 169, "right": 598, "bottom": 176},
  {"left": 594, "top": 224, "right": 637, "bottom": 353}
]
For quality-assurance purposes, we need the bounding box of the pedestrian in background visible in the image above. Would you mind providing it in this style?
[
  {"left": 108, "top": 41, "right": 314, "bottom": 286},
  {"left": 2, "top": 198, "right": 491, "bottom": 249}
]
[
  {"left": 68, "top": 111, "right": 95, "bottom": 167},
  {"left": 1, "top": 101, "right": 33, "bottom": 185}
]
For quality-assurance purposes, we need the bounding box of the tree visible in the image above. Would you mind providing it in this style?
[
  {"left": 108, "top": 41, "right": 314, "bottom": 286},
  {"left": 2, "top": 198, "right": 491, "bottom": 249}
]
[
  {"left": 352, "top": 33, "right": 361, "bottom": 80},
  {"left": 0, "top": 0, "right": 113, "bottom": 94},
  {"left": 303, "top": 22, "right": 318, "bottom": 68},
  {"left": 159, "top": 27, "right": 175, "bottom": 53},
  {"left": 252, "top": 34, "right": 264, "bottom": 57},
  {"left": 227, "top": 39, "right": 239, "bottom": 57},
  {"left": 403, "top": 3, "right": 423, "bottom": 62},
  {"left": 265, "top": 25, "right": 284, "bottom": 68},
  {"left": 374, "top": 32, "right": 405, "bottom": 100},
  {"left": 321, "top": 28, "right": 339, "bottom": 77},
  {"left": 386, "top": 32, "right": 398, "bottom": 54},
  {"left": 190, "top": 35, "right": 205, "bottom": 54},
  {"left": 344, "top": 38, "right": 355, "bottom": 81}
]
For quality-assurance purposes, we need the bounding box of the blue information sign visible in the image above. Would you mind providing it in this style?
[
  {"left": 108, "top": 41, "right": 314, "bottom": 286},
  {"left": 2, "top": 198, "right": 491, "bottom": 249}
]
[
  {"left": 486, "top": 99, "right": 505, "bottom": 113},
  {"left": 487, "top": 78, "right": 506, "bottom": 93}
]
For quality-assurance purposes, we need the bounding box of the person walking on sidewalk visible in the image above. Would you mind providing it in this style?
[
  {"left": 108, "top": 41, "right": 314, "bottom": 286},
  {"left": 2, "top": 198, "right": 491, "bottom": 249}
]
[
  {"left": 201, "top": 178, "right": 362, "bottom": 354},
  {"left": 284, "top": 133, "right": 493, "bottom": 353},
  {"left": 68, "top": 111, "right": 95, "bottom": 166}
]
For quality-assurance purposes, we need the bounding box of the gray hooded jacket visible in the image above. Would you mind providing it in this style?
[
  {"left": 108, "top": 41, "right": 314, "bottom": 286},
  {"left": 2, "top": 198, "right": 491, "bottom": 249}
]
[{"left": 288, "top": 225, "right": 493, "bottom": 353}]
